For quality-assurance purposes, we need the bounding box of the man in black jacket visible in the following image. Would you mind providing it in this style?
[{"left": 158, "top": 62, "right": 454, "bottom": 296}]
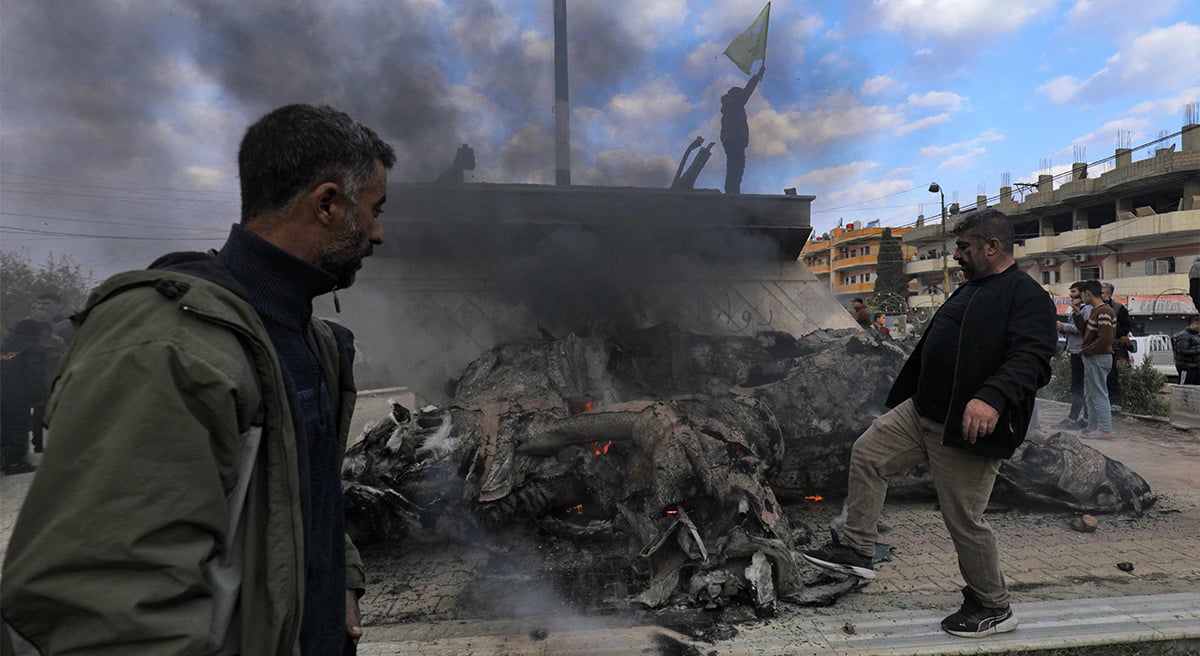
[{"left": 803, "top": 208, "right": 1056, "bottom": 638}]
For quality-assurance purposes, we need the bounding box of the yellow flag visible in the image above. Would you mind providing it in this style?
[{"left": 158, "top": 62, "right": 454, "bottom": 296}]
[{"left": 724, "top": 2, "right": 770, "bottom": 75}]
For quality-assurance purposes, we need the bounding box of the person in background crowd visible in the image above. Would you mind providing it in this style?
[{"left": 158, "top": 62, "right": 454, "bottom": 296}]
[
  {"left": 0, "top": 318, "right": 49, "bottom": 475},
  {"left": 22, "top": 309, "right": 66, "bottom": 454},
  {"left": 1173, "top": 316, "right": 1200, "bottom": 385},
  {"left": 1188, "top": 258, "right": 1199, "bottom": 317},
  {"left": 874, "top": 312, "right": 891, "bottom": 337},
  {"left": 2, "top": 103, "right": 395, "bottom": 655},
  {"left": 30, "top": 291, "right": 75, "bottom": 344},
  {"left": 1055, "top": 282, "right": 1091, "bottom": 430},
  {"left": 1076, "top": 280, "right": 1115, "bottom": 439},
  {"left": 1100, "top": 282, "right": 1131, "bottom": 413},
  {"left": 851, "top": 297, "right": 872, "bottom": 329},
  {"left": 802, "top": 208, "right": 1056, "bottom": 639}
]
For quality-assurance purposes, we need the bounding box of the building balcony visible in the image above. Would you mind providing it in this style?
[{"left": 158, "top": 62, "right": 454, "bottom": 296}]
[
  {"left": 907, "top": 292, "right": 944, "bottom": 308},
  {"left": 832, "top": 227, "right": 885, "bottom": 245},
  {"left": 1015, "top": 235, "right": 1059, "bottom": 259},
  {"left": 807, "top": 261, "right": 831, "bottom": 275},
  {"left": 1099, "top": 209, "right": 1200, "bottom": 247},
  {"left": 1107, "top": 272, "right": 1191, "bottom": 298},
  {"left": 904, "top": 258, "right": 952, "bottom": 275},
  {"left": 831, "top": 254, "right": 878, "bottom": 271},
  {"left": 901, "top": 221, "right": 952, "bottom": 246},
  {"left": 832, "top": 281, "right": 875, "bottom": 295}
]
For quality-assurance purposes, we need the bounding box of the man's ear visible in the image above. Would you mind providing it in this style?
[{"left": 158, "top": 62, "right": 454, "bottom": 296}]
[{"left": 313, "top": 182, "right": 341, "bottom": 227}]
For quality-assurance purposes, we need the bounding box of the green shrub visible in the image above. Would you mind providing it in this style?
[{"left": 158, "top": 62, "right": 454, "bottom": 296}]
[
  {"left": 1117, "top": 355, "right": 1168, "bottom": 416},
  {"left": 1041, "top": 351, "right": 1072, "bottom": 402}
]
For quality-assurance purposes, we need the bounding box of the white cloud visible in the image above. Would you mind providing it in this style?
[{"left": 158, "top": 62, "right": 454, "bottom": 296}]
[
  {"left": 919, "top": 130, "right": 1005, "bottom": 159},
  {"left": 937, "top": 147, "right": 987, "bottom": 172},
  {"left": 1129, "top": 87, "right": 1200, "bottom": 117},
  {"left": 790, "top": 161, "right": 881, "bottom": 188},
  {"left": 747, "top": 91, "right": 907, "bottom": 154},
  {"left": 896, "top": 113, "right": 951, "bottom": 136},
  {"left": 1063, "top": 0, "right": 1179, "bottom": 37},
  {"left": 865, "top": 0, "right": 1055, "bottom": 40},
  {"left": 1037, "top": 23, "right": 1200, "bottom": 105},
  {"left": 861, "top": 75, "right": 902, "bottom": 96},
  {"left": 905, "top": 91, "right": 965, "bottom": 112}
]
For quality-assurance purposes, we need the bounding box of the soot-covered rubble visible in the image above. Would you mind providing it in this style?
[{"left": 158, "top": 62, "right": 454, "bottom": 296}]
[{"left": 342, "top": 324, "right": 1155, "bottom": 613}]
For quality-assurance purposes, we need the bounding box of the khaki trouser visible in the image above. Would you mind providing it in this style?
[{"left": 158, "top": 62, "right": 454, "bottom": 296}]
[{"left": 841, "top": 398, "right": 1009, "bottom": 608}]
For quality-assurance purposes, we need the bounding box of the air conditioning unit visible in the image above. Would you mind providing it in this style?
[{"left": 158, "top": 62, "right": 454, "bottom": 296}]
[
  {"left": 1042, "top": 258, "right": 1058, "bottom": 267},
  {"left": 1073, "top": 254, "right": 1089, "bottom": 263}
]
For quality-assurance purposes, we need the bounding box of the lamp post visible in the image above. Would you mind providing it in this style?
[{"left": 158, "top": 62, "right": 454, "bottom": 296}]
[{"left": 928, "top": 182, "right": 949, "bottom": 301}]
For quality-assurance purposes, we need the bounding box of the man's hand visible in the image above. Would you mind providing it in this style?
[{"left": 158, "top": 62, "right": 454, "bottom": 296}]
[
  {"left": 1056, "top": 321, "right": 1066, "bottom": 332},
  {"left": 961, "top": 399, "right": 999, "bottom": 444},
  {"left": 346, "top": 590, "right": 363, "bottom": 644}
]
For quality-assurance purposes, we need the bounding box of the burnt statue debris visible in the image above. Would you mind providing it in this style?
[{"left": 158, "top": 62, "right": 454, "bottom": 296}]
[{"left": 343, "top": 324, "right": 1156, "bottom": 613}]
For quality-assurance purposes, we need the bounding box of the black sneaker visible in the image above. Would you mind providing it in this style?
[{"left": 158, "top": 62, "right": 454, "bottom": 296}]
[
  {"left": 801, "top": 541, "right": 876, "bottom": 580},
  {"left": 1052, "top": 418, "right": 1078, "bottom": 430},
  {"left": 1, "top": 462, "right": 36, "bottom": 476},
  {"left": 941, "top": 587, "right": 1018, "bottom": 638}
]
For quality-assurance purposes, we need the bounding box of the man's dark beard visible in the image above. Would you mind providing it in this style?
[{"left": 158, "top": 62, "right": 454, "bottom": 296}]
[{"left": 316, "top": 208, "right": 370, "bottom": 288}]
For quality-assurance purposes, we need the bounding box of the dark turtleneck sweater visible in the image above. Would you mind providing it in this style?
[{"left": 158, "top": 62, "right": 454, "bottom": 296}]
[{"left": 217, "top": 224, "right": 346, "bottom": 655}]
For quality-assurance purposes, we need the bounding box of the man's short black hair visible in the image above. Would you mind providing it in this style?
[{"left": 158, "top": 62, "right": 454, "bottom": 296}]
[
  {"left": 238, "top": 104, "right": 396, "bottom": 223},
  {"left": 1069, "top": 281, "right": 1083, "bottom": 291},
  {"left": 1080, "top": 279, "right": 1103, "bottom": 297},
  {"left": 852, "top": 297, "right": 864, "bottom": 304},
  {"left": 952, "top": 207, "right": 1014, "bottom": 254}
]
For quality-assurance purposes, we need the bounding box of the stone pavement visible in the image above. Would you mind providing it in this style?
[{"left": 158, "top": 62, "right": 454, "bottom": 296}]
[{"left": 2, "top": 398, "right": 1198, "bottom": 654}]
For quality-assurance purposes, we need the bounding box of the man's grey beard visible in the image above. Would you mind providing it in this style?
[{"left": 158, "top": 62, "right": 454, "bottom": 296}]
[{"left": 316, "top": 206, "right": 371, "bottom": 288}]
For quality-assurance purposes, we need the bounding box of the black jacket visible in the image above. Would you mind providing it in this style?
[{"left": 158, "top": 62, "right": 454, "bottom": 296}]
[
  {"left": 886, "top": 263, "right": 1057, "bottom": 459},
  {"left": 1175, "top": 328, "right": 1200, "bottom": 369}
]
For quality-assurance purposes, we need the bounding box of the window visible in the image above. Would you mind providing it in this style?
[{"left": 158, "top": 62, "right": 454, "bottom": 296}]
[
  {"left": 863, "top": 245, "right": 871, "bottom": 255},
  {"left": 1145, "top": 257, "right": 1176, "bottom": 275},
  {"left": 1079, "top": 265, "right": 1100, "bottom": 280},
  {"left": 1042, "top": 271, "right": 1051, "bottom": 284}
]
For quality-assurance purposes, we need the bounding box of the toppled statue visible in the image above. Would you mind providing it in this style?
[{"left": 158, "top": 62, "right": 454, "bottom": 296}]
[{"left": 435, "top": 143, "right": 475, "bottom": 185}]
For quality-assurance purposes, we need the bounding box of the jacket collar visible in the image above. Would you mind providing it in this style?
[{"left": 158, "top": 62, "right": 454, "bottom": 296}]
[{"left": 217, "top": 224, "right": 337, "bottom": 331}]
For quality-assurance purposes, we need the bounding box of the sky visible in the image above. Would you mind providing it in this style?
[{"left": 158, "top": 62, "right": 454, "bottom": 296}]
[{"left": 1, "top": 0, "right": 1198, "bottom": 283}]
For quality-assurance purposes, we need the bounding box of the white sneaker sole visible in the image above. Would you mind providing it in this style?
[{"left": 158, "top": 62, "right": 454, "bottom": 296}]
[
  {"left": 943, "top": 613, "right": 1019, "bottom": 638},
  {"left": 801, "top": 553, "right": 877, "bottom": 580}
]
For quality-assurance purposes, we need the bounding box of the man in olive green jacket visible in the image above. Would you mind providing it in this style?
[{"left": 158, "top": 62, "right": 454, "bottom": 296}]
[{"left": 1, "top": 104, "right": 394, "bottom": 655}]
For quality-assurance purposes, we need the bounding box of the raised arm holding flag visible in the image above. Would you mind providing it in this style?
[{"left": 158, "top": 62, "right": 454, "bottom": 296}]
[{"left": 720, "top": 3, "right": 769, "bottom": 194}]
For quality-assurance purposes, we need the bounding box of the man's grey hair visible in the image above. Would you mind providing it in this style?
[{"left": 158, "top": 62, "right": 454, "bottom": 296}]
[
  {"left": 952, "top": 207, "right": 1014, "bottom": 254},
  {"left": 1101, "top": 281, "right": 1115, "bottom": 294},
  {"left": 237, "top": 104, "right": 396, "bottom": 224}
]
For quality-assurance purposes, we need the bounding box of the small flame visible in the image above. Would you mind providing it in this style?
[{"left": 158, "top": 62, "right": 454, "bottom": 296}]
[
  {"left": 566, "top": 504, "right": 584, "bottom": 515},
  {"left": 582, "top": 400, "right": 595, "bottom": 412},
  {"left": 665, "top": 508, "right": 679, "bottom": 516},
  {"left": 803, "top": 495, "right": 825, "bottom": 503},
  {"left": 584, "top": 440, "right": 612, "bottom": 456}
]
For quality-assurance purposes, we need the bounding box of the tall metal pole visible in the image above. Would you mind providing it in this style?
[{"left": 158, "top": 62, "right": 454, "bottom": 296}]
[
  {"left": 939, "top": 191, "right": 949, "bottom": 302},
  {"left": 929, "top": 182, "right": 949, "bottom": 302},
  {"left": 553, "top": 0, "right": 571, "bottom": 186}
]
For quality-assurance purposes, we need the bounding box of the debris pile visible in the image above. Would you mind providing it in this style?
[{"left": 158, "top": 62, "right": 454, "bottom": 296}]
[{"left": 343, "top": 324, "right": 1155, "bottom": 613}]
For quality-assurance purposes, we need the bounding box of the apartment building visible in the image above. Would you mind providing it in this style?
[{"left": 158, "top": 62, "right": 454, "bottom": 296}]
[
  {"left": 902, "top": 118, "right": 1200, "bottom": 335},
  {"left": 801, "top": 221, "right": 914, "bottom": 303}
]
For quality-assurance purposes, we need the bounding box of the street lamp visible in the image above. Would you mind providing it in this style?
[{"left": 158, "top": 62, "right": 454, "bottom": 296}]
[{"left": 928, "top": 182, "right": 950, "bottom": 301}]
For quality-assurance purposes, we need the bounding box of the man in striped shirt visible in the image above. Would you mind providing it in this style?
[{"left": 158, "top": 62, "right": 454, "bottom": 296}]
[{"left": 1073, "top": 279, "right": 1116, "bottom": 438}]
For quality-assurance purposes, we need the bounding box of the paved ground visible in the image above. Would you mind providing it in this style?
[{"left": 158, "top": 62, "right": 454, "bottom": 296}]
[{"left": 2, "top": 397, "right": 1198, "bottom": 654}]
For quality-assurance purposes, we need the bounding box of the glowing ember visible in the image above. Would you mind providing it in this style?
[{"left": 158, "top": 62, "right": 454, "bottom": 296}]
[
  {"left": 565, "top": 504, "right": 584, "bottom": 515},
  {"left": 803, "top": 495, "right": 825, "bottom": 503},
  {"left": 584, "top": 440, "right": 612, "bottom": 456},
  {"left": 665, "top": 508, "right": 679, "bottom": 516}
]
